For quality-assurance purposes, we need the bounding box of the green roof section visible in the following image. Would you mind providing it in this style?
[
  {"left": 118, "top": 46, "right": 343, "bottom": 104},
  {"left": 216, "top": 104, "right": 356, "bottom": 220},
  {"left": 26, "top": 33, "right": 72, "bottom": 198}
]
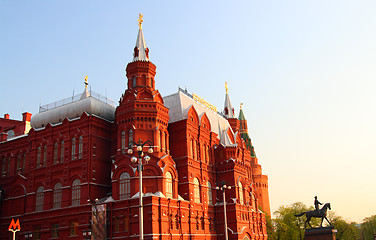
[{"left": 238, "top": 108, "right": 246, "bottom": 120}]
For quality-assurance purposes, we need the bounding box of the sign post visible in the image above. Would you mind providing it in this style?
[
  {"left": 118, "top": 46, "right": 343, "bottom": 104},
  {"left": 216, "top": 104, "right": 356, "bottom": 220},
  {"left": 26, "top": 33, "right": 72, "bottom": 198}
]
[{"left": 8, "top": 219, "right": 21, "bottom": 240}]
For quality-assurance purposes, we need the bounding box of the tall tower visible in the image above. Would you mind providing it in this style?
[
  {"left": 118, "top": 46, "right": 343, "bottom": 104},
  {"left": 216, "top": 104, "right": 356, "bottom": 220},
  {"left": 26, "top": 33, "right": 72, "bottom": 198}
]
[
  {"left": 223, "top": 82, "right": 240, "bottom": 132},
  {"left": 115, "top": 15, "right": 170, "bottom": 158}
]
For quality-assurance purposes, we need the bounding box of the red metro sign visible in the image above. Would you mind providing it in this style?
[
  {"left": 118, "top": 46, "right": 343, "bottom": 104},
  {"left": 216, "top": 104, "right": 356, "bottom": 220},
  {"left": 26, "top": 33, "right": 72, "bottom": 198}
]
[
  {"left": 8, "top": 218, "right": 21, "bottom": 231},
  {"left": 8, "top": 219, "right": 21, "bottom": 240}
]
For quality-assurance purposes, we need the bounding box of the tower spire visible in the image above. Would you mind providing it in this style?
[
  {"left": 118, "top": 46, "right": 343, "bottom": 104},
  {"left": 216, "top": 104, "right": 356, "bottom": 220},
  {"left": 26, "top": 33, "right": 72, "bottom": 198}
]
[
  {"left": 133, "top": 13, "right": 149, "bottom": 62},
  {"left": 223, "top": 82, "right": 235, "bottom": 118}
]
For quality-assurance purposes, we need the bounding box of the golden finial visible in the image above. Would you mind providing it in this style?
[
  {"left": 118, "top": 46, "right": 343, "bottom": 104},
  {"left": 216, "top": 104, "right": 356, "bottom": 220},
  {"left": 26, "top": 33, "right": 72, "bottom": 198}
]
[
  {"left": 240, "top": 103, "right": 243, "bottom": 109},
  {"left": 138, "top": 13, "right": 144, "bottom": 30},
  {"left": 225, "top": 82, "right": 228, "bottom": 94},
  {"left": 84, "top": 76, "right": 88, "bottom": 90}
]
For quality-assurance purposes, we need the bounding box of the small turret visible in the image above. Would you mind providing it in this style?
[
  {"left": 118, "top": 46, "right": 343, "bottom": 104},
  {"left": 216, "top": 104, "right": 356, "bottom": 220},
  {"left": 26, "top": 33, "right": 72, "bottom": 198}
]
[{"left": 238, "top": 104, "right": 256, "bottom": 157}]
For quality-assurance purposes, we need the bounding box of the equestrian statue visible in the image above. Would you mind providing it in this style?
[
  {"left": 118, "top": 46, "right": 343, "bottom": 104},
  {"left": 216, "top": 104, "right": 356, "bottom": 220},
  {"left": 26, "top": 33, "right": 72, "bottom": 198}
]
[{"left": 295, "top": 196, "right": 332, "bottom": 228}]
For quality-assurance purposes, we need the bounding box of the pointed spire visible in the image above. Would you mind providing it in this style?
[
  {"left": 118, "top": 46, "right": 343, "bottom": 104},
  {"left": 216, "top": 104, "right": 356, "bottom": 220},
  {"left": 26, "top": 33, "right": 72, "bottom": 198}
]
[
  {"left": 133, "top": 13, "right": 150, "bottom": 62},
  {"left": 223, "top": 82, "right": 235, "bottom": 118},
  {"left": 238, "top": 103, "right": 246, "bottom": 120}
]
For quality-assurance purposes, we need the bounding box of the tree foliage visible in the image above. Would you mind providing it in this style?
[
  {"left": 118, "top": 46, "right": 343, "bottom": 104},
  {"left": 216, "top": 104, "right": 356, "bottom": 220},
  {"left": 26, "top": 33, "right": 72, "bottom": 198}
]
[
  {"left": 359, "top": 215, "right": 376, "bottom": 240},
  {"left": 268, "top": 202, "right": 370, "bottom": 240}
]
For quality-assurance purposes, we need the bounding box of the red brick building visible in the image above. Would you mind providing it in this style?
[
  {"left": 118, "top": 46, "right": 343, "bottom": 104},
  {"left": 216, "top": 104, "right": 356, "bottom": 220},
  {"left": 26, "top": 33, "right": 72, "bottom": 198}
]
[{"left": 0, "top": 20, "right": 270, "bottom": 240}]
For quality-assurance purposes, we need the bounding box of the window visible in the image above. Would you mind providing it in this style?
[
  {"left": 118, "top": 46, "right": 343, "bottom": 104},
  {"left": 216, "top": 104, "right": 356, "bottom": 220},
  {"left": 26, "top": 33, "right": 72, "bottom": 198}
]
[
  {"left": 78, "top": 136, "right": 83, "bottom": 159},
  {"left": 53, "top": 183, "right": 62, "bottom": 209},
  {"left": 175, "top": 214, "right": 180, "bottom": 230},
  {"left": 114, "top": 217, "right": 120, "bottom": 232},
  {"left": 43, "top": 145, "right": 47, "bottom": 166},
  {"left": 71, "top": 138, "right": 76, "bottom": 160},
  {"left": 165, "top": 132, "right": 168, "bottom": 153},
  {"left": 207, "top": 181, "right": 213, "bottom": 205},
  {"left": 194, "top": 178, "right": 201, "bottom": 203},
  {"left": 70, "top": 221, "right": 78, "bottom": 236},
  {"left": 238, "top": 182, "right": 244, "bottom": 205},
  {"left": 124, "top": 216, "right": 129, "bottom": 232},
  {"left": 54, "top": 142, "right": 58, "bottom": 164},
  {"left": 128, "top": 129, "right": 133, "bottom": 144},
  {"left": 165, "top": 172, "right": 173, "bottom": 198},
  {"left": 36, "top": 186, "right": 44, "bottom": 211},
  {"left": 1, "top": 158, "right": 8, "bottom": 176},
  {"left": 132, "top": 76, "right": 136, "bottom": 87},
  {"left": 60, "top": 141, "right": 64, "bottom": 162},
  {"left": 72, "top": 179, "right": 81, "bottom": 206},
  {"left": 37, "top": 147, "right": 41, "bottom": 167},
  {"left": 22, "top": 153, "right": 26, "bottom": 170},
  {"left": 159, "top": 130, "right": 163, "bottom": 151},
  {"left": 119, "top": 172, "right": 130, "bottom": 200},
  {"left": 33, "top": 225, "right": 41, "bottom": 240},
  {"left": 202, "top": 144, "right": 206, "bottom": 163},
  {"left": 121, "top": 131, "right": 126, "bottom": 150},
  {"left": 51, "top": 224, "right": 59, "bottom": 238},
  {"left": 16, "top": 154, "right": 22, "bottom": 172}
]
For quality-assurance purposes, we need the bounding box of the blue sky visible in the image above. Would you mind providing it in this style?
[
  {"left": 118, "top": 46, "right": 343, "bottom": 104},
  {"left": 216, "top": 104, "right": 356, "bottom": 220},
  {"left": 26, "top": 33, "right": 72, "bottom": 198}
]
[{"left": 1, "top": 0, "right": 376, "bottom": 222}]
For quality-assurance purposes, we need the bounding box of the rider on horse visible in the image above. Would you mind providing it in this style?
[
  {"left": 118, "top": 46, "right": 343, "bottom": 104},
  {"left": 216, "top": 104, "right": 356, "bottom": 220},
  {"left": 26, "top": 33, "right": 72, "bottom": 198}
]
[{"left": 314, "top": 196, "right": 323, "bottom": 214}]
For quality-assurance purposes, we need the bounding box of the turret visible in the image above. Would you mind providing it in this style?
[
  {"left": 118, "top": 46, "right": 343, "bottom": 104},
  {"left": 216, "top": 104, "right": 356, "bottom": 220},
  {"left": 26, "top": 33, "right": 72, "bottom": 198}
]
[
  {"left": 223, "top": 82, "right": 240, "bottom": 133},
  {"left": 115, "top": 14, "right": 170, "bottom": 157}
]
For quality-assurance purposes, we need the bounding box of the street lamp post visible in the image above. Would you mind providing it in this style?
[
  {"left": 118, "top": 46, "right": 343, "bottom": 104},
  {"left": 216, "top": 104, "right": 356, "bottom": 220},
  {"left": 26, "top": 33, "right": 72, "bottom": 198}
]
[
  {"left": 216, "top": 182, "right": 231, "bottom": 240},
  {"left": 127, "top": 138, "right": 153, "bottom": 240}
]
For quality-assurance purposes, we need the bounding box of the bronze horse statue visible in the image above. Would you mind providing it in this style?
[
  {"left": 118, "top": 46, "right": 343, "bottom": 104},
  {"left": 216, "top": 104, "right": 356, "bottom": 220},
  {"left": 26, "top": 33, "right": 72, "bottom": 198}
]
[{"left": 295, "top": 203, "right": 332, "bottom": 228}]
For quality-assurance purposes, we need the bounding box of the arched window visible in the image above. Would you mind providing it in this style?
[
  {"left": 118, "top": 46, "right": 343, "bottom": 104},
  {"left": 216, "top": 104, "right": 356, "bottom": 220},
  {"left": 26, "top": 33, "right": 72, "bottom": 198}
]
[
  {"left": 54, "top": 142, "right": 58, "bottom": 164},
  {"left": 72, "top": 179, "right": 81, "bottom": 206},
  {"left": 43, "top": 145, "right": 47, "bottom": 166},
  {"left": 194, "top": 178, "right": 201, "bottom": 203},
  {"left": 165, "top": 172, "right": 173, "bottom": 198},
  {"left": 61, "top": 141, "right": 64, "bottom": 162},
  {"left": 37, "top": 147, "right": 41, "bottom": 167},
  {"left": 207, "top": 181, "right": 213, "bottom": 205},
  {"left": 36, "top": 186, "right": 44, "bottom": 211},
  {"left": 119, "top": 172, "right": 130, "bottom": 200},
  {"left": 128, "top": 129, "right": 133, "bottom": 144},
  {"left": 238, "top": 181, "right": 244, "bottom": 205},
  {"left": 191, "top": 139, "right": 194, "bottom": 159},
  {"left": 243, "top": 235, "right": 250, "bottom": 240},
  {"left": 53, "top": 183, "right": 62, "bottom": 209},
  {"left": 121, "top": 131, "right": 126, "bottom": 150},
  {"left": 71, "top": 138, "right": 76, "bottom": 160},
  {"left": 78, "top": 136, "right": 83, "bottom": 159}
]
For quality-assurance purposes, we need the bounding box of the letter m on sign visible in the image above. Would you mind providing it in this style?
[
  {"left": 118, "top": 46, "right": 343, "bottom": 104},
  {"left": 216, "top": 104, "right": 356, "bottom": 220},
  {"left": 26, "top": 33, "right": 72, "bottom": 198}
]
[{"left": 8, "top": 219, "right": 21, "bottom": 231}]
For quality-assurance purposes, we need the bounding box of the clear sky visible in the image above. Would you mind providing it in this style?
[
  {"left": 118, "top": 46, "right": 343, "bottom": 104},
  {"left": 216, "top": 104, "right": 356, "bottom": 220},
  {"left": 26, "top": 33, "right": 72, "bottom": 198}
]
[{"left": 1, "top": 1, "right": 375, "bottom": 223}]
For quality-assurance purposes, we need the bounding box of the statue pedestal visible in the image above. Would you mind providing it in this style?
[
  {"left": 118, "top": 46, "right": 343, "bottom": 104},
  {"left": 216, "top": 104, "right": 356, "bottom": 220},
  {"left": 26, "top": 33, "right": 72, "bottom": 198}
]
[{"left": 305, "top": 228, "right": 337, "bottom": 240}]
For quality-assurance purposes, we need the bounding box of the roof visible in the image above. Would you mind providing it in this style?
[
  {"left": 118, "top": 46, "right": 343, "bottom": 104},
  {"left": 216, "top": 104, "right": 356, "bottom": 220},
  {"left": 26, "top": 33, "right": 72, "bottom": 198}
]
[
  {"left": 133, "top": 28, "right": 149, "bottom": 62},
  {"left": 163, "top": 89, "right": 236, "bottom": 146},
  {"left": 30, "top": 89, "right": 115, "bottom": 128},
  {"left": 223, "top": 92, "right": 235, "bottom": 118}
]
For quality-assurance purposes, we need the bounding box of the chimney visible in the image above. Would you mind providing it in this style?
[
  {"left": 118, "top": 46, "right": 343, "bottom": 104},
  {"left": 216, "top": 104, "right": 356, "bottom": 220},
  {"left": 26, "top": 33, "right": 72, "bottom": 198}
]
[
  {"left": 22, "top": 112, "right": 32, "bottom": 122},
  {"left": 4, "top": 114, "right": 9, "bottom": 119}
]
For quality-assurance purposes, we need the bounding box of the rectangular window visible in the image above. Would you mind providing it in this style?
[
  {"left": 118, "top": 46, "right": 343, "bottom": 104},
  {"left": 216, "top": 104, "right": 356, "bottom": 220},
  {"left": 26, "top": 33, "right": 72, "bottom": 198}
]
[
  {"left": 70, "top": 221, "right": 78, "bottom": 236},
  {"left": 33, "top": 225, "right": 41, "bottom": 240},
  {"left": 51, "top": 224, "right": 59, "bottom": 238},
  {"left": 115, "top": 217, "right": 120, "bottom": 232},
  {"left": 124, "top": 216, "right": 129, "bottom": 232}
]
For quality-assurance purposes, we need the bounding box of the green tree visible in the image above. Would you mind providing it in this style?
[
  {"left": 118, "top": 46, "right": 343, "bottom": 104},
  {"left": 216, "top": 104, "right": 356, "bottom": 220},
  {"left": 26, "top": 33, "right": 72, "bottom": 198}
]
[
  {"left": 360, "top": 215, "right": 376, "bottom": 240},
  {"left": 329, "top": 215, "right": 360, "bottom": 240},
  {"left": 273, "top": 202, "right": 318, "bottom": 240}
]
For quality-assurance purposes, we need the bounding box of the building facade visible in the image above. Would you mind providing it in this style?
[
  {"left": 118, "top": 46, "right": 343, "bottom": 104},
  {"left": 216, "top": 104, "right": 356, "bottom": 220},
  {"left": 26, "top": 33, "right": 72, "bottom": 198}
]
[{"left": 0, "top": 20, "right": 270, "bottom": 240}]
